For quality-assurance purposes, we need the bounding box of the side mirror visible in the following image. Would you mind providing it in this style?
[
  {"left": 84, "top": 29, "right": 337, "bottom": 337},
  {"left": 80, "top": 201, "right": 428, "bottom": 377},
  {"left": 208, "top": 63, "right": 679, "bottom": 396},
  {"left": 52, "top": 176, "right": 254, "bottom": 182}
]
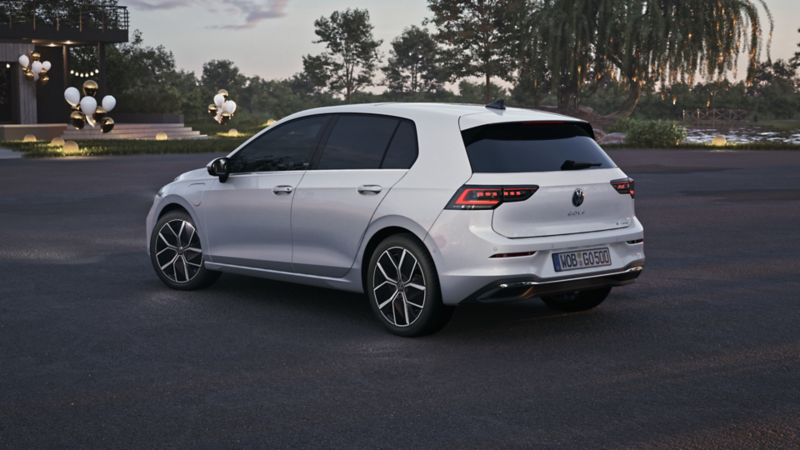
[{"left": 207, "top": 157, "right": 230, "bottom": 183}]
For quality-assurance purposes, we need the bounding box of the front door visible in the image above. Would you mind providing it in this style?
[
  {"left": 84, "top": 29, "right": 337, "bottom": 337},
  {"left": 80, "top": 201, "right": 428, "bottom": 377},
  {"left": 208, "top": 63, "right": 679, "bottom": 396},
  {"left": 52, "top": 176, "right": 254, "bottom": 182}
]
[
  {"left": 204, "top": 115, "right": 329, "bottom": 272},
  {"left": 292, "top": 115, "right": 419, "bottom": 277}
]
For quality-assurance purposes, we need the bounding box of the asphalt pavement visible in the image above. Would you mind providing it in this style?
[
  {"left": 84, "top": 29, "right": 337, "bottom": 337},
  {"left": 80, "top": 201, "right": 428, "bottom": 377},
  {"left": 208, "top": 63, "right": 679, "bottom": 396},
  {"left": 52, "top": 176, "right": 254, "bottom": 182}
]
[{"left": 1, "top": 150, "right": 799, "bottom": 448}]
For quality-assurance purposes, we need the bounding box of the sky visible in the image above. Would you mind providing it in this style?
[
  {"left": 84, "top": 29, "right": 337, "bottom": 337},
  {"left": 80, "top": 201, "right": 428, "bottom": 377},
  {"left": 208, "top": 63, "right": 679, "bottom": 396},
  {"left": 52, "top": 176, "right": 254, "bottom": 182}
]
[{"left": 125, "top": 0, "right": 799, "bottom": 86}]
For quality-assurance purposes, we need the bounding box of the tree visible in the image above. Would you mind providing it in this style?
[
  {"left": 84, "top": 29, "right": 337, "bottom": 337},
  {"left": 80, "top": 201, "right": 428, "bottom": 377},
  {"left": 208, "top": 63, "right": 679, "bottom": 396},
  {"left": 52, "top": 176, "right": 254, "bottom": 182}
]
[
  {"left": 530, "top": 0, "right": 596, "bottom": 109},
  {"left": 95, "top": 30, "right": 188, "bottom": 114},
  {"left": 791, "top": 28, "right": 800, "bottom": 69},
  {"left": 747, "top": 59, "right": 800, "bottom": 120},
  {"left": 382, "top": 26, "right": 444, "bottom": 95},
  {"left": 426, "top": 0, "right": 525, "bottom": 103},
  {"left": 201, "top": 60, "right": 247, "bottom": 101},
  {"left": 595, "top": 0, "right": 773, "bottom": 119},
  {"left": 457, "top": 80, "right": 508, "bottom": 103},
  {"left": 302, "top": 9, "right": 383, "bottom": 104},
  {"left": 511, "top": 1, "right": 550, "bottom": 107}
]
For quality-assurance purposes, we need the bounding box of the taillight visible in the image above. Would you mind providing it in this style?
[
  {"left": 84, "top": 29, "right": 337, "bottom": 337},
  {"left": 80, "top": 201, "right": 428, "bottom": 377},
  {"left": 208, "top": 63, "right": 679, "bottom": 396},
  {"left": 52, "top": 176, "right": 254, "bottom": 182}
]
[
  {"left": 446, "top": 185, "right": 539, "bottom": 210},
  {"left": 611, "top": 177, "right": 635, "bottom": 198}
]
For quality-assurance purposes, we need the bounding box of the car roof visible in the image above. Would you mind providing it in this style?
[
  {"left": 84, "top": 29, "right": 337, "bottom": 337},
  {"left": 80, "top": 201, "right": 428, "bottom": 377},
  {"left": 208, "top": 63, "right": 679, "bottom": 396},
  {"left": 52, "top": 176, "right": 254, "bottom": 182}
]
[{"left": 287, "top": 102, "right": 587, "bottom": 130}]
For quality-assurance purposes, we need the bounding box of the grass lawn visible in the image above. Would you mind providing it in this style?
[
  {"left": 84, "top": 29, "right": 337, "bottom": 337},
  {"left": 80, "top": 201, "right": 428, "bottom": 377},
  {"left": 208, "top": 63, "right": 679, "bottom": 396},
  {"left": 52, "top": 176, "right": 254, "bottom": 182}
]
[
  {"left": 1, "top": 137, "right": 249, "bottom": 158},
  {"left": 603, "top": 142, "right": 800, "bottom": 150},
  {"left": 751, "top": 119, "right": 800, "bottom": 131}
]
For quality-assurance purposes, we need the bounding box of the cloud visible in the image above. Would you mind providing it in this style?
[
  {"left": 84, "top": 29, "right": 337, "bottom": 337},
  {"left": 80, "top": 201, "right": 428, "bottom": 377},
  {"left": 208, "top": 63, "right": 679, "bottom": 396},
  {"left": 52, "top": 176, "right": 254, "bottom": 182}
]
[
  {"left": 125, "top": 0, "right": 194, "bottom": 10},
  {"left": 126, "top": 0, "right": 288, "bottom": 29}
]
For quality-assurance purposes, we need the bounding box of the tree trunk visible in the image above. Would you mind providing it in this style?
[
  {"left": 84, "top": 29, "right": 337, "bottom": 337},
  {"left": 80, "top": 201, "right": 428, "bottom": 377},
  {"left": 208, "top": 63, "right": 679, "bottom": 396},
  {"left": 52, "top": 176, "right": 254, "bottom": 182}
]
[
  {"left": 485, "top": 73, "right": 491, "bottom": 104},
  {"left": 557, "top": 89, "right": 570, "bottom": 109},
  {"left": 604, "top": 79, "right": 641, "bottom": 120}
]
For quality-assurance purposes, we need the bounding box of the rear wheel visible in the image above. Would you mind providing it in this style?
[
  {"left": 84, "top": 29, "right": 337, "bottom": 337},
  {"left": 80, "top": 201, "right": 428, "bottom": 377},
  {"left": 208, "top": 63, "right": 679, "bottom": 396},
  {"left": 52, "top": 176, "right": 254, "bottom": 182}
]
[
  {"left": 540, "top": 287, "right": 611, "bottom": 312},
  {"left": 367, "top": 234, "right": 453, "bottom": 337},
  {"left": 150, "top": 210, "right": 221, "bottom": 291}
]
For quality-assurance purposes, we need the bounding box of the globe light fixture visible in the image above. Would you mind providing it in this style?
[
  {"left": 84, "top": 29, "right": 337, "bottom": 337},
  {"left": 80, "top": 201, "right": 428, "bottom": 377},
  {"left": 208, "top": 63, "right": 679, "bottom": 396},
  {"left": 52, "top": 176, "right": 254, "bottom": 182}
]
[
  {"left": 711, "top": 136, "right": 727, "bottom": 146},
  {"left": 51, "top": 137, "right": 65, "bottom": 146},
  {"left": 23, "top": 134, "right": 37, "bottom": 142},
  {"left": 156, "top": 132, "right": 168, "bottom": 140},
  {"left": 63, "top": 141, "right": 79, "bottom": 153},
  {"left": 228, "top": 129, "right": 239, "bottom": 136}
]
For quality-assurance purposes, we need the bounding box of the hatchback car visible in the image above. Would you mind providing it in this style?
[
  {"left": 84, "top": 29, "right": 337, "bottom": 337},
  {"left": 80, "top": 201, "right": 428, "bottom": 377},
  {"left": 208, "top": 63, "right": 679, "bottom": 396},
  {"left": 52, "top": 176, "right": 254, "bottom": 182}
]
[{"left": 147, "top": 102, "right": 644, "bottom": 336}]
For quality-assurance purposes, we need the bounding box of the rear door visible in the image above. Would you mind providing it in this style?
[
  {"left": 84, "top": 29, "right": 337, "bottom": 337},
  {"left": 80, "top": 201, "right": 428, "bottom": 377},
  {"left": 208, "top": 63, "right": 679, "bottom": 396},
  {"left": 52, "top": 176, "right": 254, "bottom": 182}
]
[
  {"left": 461, "top": 121, "right": 634, "bottom": 238},
  {"left": 291, "top": 114, "right": 418, "bottom": 277}
]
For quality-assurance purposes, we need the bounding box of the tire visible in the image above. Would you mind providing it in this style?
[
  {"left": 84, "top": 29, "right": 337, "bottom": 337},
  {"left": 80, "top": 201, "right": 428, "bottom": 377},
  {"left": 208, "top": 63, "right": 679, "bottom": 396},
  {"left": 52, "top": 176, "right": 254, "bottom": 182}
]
[
  {"left": 150, "top": 209, "right": 221, "bottom": 291},
  {"left": 366, "top": 233, "right": 454, "bottom": 337},
  {"left": 540, "top": 287, "right": 611, "bottom": 312}
]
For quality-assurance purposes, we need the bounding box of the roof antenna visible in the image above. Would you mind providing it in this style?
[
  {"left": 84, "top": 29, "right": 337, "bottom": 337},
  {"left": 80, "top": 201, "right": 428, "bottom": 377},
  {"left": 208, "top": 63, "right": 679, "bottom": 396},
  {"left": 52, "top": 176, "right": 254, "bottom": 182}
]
[{"left": 486, "top": 99, "right": 505, "bottom": 110}]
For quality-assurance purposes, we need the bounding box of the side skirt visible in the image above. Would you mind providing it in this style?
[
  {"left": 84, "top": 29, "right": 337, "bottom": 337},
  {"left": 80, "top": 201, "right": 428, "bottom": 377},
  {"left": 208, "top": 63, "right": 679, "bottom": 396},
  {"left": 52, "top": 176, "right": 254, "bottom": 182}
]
[{"left": 204, "top": 261, "right": 363, "bottom": 293}]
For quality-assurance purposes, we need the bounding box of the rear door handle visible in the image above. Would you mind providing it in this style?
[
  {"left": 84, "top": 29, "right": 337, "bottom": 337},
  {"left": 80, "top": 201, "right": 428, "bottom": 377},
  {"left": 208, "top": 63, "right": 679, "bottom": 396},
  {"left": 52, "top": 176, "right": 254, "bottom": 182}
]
[
  {"left": 357, "top": 185, "right": 382, "bottom": 195},
  {"left": 273, "top": 185, "right": 294, "bottom": 195}
]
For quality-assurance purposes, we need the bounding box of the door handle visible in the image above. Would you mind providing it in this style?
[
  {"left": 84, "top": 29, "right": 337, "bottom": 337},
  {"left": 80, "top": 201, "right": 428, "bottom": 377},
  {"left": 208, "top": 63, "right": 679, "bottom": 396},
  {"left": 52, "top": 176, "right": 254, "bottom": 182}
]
[
  {"left": 273, "top": 185, "right": 294, "bottom": 195},
  {"left": 357, "top": 185, "right": 382, "bottom": 195}
]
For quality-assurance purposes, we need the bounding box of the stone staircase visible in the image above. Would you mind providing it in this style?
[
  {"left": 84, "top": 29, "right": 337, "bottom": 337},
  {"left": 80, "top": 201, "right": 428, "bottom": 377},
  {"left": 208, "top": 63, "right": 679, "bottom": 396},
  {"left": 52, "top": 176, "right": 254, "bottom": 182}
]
[{"left": 59, "top": 123, "right": 206, "bottom": 140}]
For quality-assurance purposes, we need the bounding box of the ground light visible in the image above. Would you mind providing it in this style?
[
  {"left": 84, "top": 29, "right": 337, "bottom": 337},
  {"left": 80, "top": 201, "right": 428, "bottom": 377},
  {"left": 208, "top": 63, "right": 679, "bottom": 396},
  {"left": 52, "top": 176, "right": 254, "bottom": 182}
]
[
  {"left": 711, "top": 136, "right": 727, "bottom": 145},
  {"left": 63, "top": 141, "right": 79, "bottom": 153},
  {"left": 23, "top": 134, "right": 37, "bottom": 142},
  {"left": 228, "top": 129, "right": 238, "bottom": 136},
  {"left": 51, "top": 137, "right": 65, "bottom": 146},
  {"left": 156, "top": 132, "right": 168, "bottom": 140}
]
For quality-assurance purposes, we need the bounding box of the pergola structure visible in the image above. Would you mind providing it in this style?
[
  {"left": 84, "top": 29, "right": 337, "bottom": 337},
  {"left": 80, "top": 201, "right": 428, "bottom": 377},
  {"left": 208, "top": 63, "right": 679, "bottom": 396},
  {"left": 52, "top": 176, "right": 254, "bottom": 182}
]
[{"left": 0, "top": 1, "right": 128, "bottom": 127}]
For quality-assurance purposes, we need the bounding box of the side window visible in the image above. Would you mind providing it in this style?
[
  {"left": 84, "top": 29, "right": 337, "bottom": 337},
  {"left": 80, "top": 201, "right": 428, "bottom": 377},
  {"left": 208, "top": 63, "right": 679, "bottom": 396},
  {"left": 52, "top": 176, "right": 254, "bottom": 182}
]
[
  {"left": 316, "top": 115, "right": 399, "bottom": 170},
  {"left": 381, "top": 121, "right": 418, "bottom": 169},
  {"left": 229, "top": 115, "right": 327, "bottom": 173}
]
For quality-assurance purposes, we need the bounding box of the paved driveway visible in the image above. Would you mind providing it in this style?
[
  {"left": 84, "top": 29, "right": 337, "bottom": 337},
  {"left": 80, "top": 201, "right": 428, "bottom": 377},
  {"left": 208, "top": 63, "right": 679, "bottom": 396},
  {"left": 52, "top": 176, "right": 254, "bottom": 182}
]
[{"left": 1, "top": 151, "right": 799, "bottom": 448}]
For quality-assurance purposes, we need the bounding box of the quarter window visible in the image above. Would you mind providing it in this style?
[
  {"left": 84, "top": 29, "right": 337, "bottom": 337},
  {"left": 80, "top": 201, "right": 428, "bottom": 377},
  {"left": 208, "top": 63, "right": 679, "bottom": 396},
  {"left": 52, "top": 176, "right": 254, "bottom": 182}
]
[
  {"left": 229, "top": 115, "right": 327, "bottom": 173},
  {"left": 381, "top": 121, "right": 418, "bottom": 169}
]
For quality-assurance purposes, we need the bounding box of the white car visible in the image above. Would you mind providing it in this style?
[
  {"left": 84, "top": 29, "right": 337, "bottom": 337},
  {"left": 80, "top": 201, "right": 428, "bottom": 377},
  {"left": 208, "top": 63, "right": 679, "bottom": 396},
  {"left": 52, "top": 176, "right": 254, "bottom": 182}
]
[{"left": 147, "top": 101, "right": 644, "bottom": 336}]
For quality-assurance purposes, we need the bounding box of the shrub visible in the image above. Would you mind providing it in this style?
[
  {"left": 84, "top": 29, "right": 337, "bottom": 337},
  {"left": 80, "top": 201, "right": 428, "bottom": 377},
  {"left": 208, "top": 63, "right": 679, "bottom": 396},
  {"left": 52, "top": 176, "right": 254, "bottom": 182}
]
[
  {"left": 608, "top": 117, "right": 639, "bottom": 133},
  {"left": 623, "top": 120, "right": 687, "bottom": 148}
]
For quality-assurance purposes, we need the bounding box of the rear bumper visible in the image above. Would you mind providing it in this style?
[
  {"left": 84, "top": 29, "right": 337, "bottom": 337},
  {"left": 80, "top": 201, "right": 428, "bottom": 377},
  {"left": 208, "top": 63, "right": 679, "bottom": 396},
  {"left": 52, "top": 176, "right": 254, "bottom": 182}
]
[
  {"left": 424, "top": 209, "right": 645, "bottom": 305},
  {"left": 459, "top": 263, "right": 643, "bottom": 305}
]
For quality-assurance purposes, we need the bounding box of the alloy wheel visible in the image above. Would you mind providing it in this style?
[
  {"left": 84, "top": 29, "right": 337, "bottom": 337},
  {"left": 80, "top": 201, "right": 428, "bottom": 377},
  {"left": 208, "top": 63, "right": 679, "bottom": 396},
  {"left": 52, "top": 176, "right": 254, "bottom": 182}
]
[
  {"left": 154, "top": 219, "right": 203, "bottom": 283},
  {"left": 372, "top": 246, "right": 426, "bottom": 327}
]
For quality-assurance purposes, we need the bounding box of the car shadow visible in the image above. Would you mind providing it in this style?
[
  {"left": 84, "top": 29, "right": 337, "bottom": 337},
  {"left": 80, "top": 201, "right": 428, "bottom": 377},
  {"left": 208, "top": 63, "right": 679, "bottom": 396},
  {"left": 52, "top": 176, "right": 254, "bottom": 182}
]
[{"left": 198, "top": 272, "right": 635, "bottom": 341}]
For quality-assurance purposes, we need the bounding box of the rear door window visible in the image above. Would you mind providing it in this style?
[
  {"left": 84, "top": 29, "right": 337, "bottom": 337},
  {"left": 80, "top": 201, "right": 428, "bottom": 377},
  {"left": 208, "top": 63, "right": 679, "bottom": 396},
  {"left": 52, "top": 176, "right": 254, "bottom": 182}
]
[
  {"left": 462, "top": 122, "right": 616, "bottom": 173},
  {"left": 317, "top": 115, "right": 399, "bottom": 170}
]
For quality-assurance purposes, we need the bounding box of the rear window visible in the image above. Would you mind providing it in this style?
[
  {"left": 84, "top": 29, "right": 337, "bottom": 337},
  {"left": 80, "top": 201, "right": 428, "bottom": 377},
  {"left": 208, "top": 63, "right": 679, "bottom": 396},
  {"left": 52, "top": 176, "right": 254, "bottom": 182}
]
[{"left": 461, "top": 122, "right": 617, "bottom": 173}]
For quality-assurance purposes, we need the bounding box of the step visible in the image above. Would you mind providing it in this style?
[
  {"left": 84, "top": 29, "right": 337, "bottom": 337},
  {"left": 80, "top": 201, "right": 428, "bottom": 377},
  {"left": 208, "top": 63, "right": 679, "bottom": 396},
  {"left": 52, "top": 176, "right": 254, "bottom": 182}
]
[
  {"left": 62, "top": 129, "right": 200, "bottom": 137},
  {"left": 58, "top": 123, "right": 205, "bottom": 140}
]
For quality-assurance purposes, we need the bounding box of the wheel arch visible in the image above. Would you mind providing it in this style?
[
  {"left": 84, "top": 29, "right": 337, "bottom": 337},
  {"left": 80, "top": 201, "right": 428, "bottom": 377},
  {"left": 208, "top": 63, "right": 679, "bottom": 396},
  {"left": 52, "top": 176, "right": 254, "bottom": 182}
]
[
  {"left": 357, "top": 215, "right": 440, "bottom": 294},
  {"left": 147, "top": 196, "right": 205, "bottom": 256},
  {"left": 157, "top": 202, "right": 189, "bottom": 220}
]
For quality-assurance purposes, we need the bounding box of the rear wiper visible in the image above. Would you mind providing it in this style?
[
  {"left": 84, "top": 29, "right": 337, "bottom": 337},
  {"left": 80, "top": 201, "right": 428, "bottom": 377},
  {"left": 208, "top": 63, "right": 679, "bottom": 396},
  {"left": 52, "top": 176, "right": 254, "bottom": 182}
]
[{"left": 561, "top": 160, "right": 602, "bottom": 171}]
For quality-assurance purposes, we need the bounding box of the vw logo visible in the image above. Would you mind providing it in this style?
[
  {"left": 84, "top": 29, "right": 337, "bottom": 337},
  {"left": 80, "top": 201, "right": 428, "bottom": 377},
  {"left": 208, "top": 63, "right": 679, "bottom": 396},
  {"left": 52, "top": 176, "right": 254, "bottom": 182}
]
[{"left": 572, "top": 188, "right": 585, "bottom": 207}]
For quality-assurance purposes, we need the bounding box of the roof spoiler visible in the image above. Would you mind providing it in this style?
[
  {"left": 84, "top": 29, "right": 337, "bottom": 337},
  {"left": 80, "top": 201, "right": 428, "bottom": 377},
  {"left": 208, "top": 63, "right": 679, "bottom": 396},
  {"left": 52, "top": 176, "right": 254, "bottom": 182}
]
[{"left": 486, "top": 99, "right": 505, "bottom": 111}]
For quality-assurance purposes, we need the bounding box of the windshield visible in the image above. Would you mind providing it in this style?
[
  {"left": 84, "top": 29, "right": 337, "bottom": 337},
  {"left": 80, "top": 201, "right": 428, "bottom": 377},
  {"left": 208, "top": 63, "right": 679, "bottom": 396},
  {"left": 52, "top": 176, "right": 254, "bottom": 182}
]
[{"left": 461, "top": 122, "right": 617, "bottom": 173}]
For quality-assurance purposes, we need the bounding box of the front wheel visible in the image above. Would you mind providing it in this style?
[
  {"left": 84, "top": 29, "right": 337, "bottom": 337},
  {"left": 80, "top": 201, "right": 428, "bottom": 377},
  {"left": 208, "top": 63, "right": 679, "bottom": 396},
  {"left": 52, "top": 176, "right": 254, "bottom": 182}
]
[
  {"left": 367, "top": 234, "right": 453, "bottom": 337},
  {"left": 540, "top": 287, "right": 611, "bottom": 312},
  {"left": 150, "top": 210, "right": 221, "bottom": 291}
]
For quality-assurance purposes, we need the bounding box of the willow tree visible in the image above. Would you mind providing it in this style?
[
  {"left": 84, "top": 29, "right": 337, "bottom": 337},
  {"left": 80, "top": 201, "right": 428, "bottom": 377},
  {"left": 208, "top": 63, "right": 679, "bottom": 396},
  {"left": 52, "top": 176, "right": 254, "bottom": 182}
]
[
  {"left": 532, "top": 0, "right": 601, "bottom": 109},
  {"left": 596, "top": 0, "right": 773, "bottom": 118}
]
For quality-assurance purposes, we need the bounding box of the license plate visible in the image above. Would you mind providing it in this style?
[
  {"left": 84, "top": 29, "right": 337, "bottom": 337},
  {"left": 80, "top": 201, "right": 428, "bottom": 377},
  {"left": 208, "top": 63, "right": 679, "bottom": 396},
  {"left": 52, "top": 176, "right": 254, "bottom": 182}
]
[{"left": 552, "top": 248, "right": 612, "bottom": 272}]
